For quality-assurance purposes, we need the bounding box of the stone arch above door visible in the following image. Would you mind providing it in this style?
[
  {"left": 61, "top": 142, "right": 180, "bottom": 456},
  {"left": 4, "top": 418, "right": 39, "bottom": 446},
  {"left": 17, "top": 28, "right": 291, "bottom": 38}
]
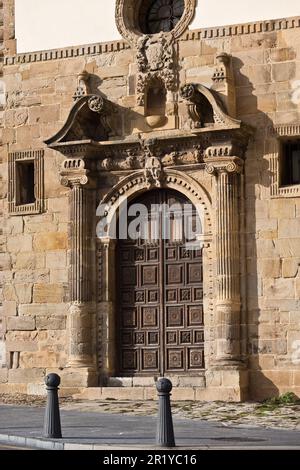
[{"left": 97, "top": 168, "right": 213, "bottom": 241}]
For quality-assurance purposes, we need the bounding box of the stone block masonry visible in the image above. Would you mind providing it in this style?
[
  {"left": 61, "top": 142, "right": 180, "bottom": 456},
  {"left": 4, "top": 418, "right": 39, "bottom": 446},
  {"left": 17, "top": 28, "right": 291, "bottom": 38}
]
[{"left": 0, "top": 8, "right": 300, "bottom": 401}]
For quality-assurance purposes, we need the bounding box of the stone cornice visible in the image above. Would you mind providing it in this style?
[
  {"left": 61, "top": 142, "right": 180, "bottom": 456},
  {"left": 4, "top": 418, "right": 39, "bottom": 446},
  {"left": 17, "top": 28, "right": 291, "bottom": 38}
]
[
  {"left": 3, "top": 16, "right": 300, "bottom": 66},
  {"left": 4, "top": 40, "right": 130, "bottom": 66},
  {"left": 183, "top": 16, "right": 300, "bottom": 41}
]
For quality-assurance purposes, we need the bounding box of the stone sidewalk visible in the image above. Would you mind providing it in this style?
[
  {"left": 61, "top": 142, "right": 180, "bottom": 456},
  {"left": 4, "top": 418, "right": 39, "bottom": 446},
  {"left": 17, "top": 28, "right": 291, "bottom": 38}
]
[
  {"left": 1, "top": 393, "right": 300, "bottom": 430},
  {"left": 1, "top": 405, "right": 300, "bottom": 450}
]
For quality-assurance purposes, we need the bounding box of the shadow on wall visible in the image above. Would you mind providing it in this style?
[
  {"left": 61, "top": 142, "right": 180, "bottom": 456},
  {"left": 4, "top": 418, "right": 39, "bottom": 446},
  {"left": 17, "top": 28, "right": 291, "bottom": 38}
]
[{"left": 233, "top": 56, "right": 280, "bottom": 401}]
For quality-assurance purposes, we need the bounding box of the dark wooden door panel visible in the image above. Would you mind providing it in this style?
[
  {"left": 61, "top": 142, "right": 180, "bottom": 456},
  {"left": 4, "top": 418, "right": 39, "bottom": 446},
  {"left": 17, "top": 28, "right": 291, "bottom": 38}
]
[{"left": 117, "top": 189, "right": 204, "bottom": 375}]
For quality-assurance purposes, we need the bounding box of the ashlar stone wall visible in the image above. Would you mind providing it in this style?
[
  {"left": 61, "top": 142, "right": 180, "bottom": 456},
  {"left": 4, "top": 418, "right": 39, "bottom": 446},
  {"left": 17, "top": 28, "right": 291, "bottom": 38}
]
[{"left": 0, "top": 15, "right": 300, "bottom": 399}]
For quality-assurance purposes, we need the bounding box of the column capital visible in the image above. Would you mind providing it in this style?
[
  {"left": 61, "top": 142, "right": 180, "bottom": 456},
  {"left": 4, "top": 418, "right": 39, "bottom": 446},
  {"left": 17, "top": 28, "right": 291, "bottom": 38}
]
[
  {"left": 60, "top": 157, "right": 90, "bottom": 188},
  {"left": 205, "top": 157, "right": 244, "bottom": 176}
]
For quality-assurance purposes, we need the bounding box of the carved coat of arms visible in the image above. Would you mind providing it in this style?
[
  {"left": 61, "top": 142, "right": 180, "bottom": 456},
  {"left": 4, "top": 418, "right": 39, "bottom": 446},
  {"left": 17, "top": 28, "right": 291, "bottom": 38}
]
[{"left": 136, "top": 33, "right": 176, "bottom": 106}]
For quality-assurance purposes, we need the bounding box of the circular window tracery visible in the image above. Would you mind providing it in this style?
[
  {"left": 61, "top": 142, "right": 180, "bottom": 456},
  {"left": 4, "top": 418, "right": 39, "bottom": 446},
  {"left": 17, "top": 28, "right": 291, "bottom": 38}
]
[
  {"left": 115, "top": 0, "right": 197, "bottom": 44},
  {"left": 139, "top": 0, "right": 185, "bottom": 34}
]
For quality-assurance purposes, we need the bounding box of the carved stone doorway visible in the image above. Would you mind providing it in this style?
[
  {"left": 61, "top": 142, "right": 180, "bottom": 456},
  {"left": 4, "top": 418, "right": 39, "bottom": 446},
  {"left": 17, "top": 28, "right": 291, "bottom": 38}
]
[{"left": 117, "top": 189, "right": 205, "bottom": 376}]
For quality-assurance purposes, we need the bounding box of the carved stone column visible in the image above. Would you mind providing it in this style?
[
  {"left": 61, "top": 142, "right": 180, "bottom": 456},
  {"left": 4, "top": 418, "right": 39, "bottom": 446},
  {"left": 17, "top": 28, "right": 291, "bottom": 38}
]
[
  {"left": 60, "top": 159, "right": 96, "bottom": 370},
  {"left": 206, "top": 159, "right": 243, "bottom": 365}
]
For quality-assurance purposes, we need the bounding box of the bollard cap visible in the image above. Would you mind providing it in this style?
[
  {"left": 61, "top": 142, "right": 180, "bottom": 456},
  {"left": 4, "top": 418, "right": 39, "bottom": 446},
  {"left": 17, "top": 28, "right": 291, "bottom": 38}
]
[
  {"left": 156, "top": 378, "right": 172, "bottom": 394},
  {"left": 45, "top": 373, "right": 61, "bottom": 388}
]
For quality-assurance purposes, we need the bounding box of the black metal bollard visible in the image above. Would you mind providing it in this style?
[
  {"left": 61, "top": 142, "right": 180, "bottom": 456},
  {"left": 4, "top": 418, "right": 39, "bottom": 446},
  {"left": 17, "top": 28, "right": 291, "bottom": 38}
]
[
  {"left": 43, "top": 373, "right": 62, "bottom": 438},
  {"left": 156, "top": 378, "right": 176, "bottom": 448}
]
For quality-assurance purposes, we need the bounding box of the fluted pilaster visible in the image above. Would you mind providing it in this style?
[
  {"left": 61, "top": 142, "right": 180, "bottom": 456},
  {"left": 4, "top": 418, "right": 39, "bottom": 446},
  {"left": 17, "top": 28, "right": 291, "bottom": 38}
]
[
  {"left": 60, "top": 159, "right": 95, "bottom": 368},
  {"left": 206, "top": 159, "right": 243, "bottom": 364}
]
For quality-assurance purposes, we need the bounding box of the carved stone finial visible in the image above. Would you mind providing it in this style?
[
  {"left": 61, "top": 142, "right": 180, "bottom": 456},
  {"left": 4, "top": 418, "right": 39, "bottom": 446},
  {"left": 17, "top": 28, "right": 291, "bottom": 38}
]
[
  {"left": 216, "top": 52, "right": 231, "bottom": 66},
  {"left": 212, "top": 53, "right": 236, "bottom": 118},
  {"left": 73, "top": 71, "right": 91, "bottom": 101}
]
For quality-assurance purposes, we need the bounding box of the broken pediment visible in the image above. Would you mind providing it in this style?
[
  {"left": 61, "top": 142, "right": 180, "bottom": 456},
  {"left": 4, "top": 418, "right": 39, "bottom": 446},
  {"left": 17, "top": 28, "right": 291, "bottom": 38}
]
[
  {"left": 45, "top": 94, "right": 116, "bottom": 147},
  {"left": 180, "top": 83, "right": 241, "bottom": 130}
]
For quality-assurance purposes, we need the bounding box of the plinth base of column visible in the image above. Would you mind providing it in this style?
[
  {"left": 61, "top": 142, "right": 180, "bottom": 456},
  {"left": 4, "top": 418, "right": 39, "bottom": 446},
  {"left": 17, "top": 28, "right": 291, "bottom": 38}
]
[
  {"left": 50, "top": 367, "right": 98, "bottom": 388},
  {"left": 205, "top": 366, "right": 249, "bottom": 402}
]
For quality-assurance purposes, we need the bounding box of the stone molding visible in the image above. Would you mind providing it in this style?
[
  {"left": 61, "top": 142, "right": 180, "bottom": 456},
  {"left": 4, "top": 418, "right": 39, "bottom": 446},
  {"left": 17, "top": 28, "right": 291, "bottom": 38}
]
[
  {"left": 8, "top": 149, "right": 45, "bottom": 215},
  {"left": 115, "top": 0, "right": 197, "bottom": 45},
  {"left": 269, "top": 123, "right": 300, "bottom": 198},
  {"left": 4, "top": 15, "right": 300, "bottom": 65},
  {"left": 98, "top": 167, "right": 212, "bottom": 235}
]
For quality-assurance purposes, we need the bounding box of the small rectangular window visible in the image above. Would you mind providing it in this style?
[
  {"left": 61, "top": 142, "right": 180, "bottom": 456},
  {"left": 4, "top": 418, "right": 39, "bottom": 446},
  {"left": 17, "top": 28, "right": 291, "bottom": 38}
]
[
  {"left": 281, "top": 139, "right": 300, "bottom": 186},
  {"left": 16, "top": 160, "right": 35, "bottom": 205},
  {"left": 8, "top": 149, "right": 44, "bottom": 215}
]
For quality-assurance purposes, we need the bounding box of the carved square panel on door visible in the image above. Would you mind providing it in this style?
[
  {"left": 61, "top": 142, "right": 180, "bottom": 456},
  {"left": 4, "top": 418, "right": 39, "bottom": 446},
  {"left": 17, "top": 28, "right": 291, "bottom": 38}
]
[
  {"left": 142, "top": 307, "right": 158, "bottom": 327},
  {"left": 167, "top": 306, "right": 184, "bottom": 327},
  {"left": 121, "top": 290, "right": 134, "bottom": 304},
  {"left": 166, "top": 331, "right": 177, "bottom": 345},
  {"left": 122, "top": 350, "right": 137, "bottom": 370},
  {"left": 167, "top": 349, "right": 184, "bottom": 370},
  {"left": 122, "top": 332, "right": 133, "bottom": 346},
  {"left": 180, "top": 331, "right": 192, "bottom": 344},
  {"left": 193, "top": 249, "right": 202, "bottom": 259},
  {"left": 188, "top": 264, "right": 202, "bottom": 284},
  {"left": 134, "top": 332, "right": 145, "bottom": 345},
  {"left": 180, "top": 288, "right": 191, "bottom": 301},
  {"left": 166, "top": 289, "right": 177, "bottom": 302},
  {"left": 195, "top": 331, "right": 204, "bottom": 344},
  {"left": 166, "top": 248, "right": 176, "bottom": 260},
  {"left": 122, "top": 308, "right": 137, "bottom": 328},
  {"left": 180, "top": 247, "right": 191, "bottom": 259},
  {"left": 193, "top": 288, "right": 203, "bottom": 301},
  {"left": 148, "top": 290, "right": 159, "bottom": 303},
  {"left": 188, "top": 349, "right": 204, "bottom": 369},
  {"left": 121, "top": 266, "right": 136, "bottom": 285},
  {"left": 188, "top": 305, "right": 203, "bottom": 326},
  {"left": 142, "top": 350, "right": 159, "bottom": 370},
  {"left": 166, "top": 264, "right": 183, "bottom": 285},
  {"left": 142, "top": 266, "right": 158, "bottom": 285},
  {"left": 135, "top": 249, "right": 145, "bottom": 262},
  {"left": 148, "top": 248, "right": 159, "bottom": 261},
  {"left": 148, "top": 332, "right": 159, "bottom": 345},
  {"left": 121, "top": 249, "right": 131, "bottom": 262},
  {"left": 135, "top": 291, "right": 145, "bottom": 303}
]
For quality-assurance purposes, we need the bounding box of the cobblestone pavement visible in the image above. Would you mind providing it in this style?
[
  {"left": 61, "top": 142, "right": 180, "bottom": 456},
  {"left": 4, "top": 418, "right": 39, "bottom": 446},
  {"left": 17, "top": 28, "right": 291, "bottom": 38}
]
[{"left": 1, "top": 393, "right": 300, "bottom": 431}]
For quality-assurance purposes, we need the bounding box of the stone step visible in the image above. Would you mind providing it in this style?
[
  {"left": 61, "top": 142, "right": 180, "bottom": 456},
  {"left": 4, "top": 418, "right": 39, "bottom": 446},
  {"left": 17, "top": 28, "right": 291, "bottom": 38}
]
[{"left": 72, "top": 386, "right": 208, "bottom": 402}]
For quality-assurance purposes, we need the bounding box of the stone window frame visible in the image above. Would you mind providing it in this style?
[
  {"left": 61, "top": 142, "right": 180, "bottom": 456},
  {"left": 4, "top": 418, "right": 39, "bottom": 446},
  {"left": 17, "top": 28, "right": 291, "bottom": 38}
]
[
  {"left": 270, "top": 124, "right": 300, "bottom": 198},
  {"left": 8, "top": 149, "right": 45, "bottom": 215}
]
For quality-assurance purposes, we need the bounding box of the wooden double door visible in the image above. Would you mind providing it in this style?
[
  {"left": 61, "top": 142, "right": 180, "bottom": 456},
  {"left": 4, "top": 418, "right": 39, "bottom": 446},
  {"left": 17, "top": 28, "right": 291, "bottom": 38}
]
[{"left": 117, "top": 189, "right": 204, "bottom": 375}]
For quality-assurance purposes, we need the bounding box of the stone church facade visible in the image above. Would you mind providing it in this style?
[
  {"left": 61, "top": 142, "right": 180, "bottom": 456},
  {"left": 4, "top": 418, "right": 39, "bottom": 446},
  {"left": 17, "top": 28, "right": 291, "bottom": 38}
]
[{"left": 0, "top": 1, "right": 300, "bottom": 401}]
